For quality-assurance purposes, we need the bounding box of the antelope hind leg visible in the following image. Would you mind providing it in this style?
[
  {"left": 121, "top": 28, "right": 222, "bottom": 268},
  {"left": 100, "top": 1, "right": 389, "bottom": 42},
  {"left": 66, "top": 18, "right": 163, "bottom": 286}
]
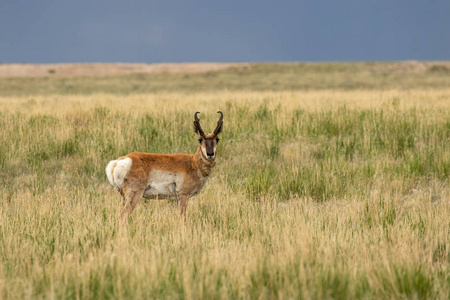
[
  {"left": 119, "top": 189, "right": 126, "bottom": 207},
  {"left": 120, "top": 186, "right": 145, "bottom": 224}
]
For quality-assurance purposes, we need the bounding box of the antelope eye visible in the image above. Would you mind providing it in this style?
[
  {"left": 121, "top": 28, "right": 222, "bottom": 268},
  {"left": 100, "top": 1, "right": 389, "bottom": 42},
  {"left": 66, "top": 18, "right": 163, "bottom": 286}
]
[
  {"left": 198, "top": 139, "right": 203, "bottom": 143},
  {"left": 216, "top": 138, "right": 220, "bottom": 142}
]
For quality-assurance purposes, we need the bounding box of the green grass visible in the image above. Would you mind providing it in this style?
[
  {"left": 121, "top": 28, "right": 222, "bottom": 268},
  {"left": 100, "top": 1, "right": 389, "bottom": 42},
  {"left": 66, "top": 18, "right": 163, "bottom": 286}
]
[
  {"left": 0, "top": 64, "right": 449, "bottom": 299},
  {"left": 1, "top": 62, "right": 450, "bottom": 96},
  {"left": 2, "top": 103, "right": 447, "bottom": 202}
]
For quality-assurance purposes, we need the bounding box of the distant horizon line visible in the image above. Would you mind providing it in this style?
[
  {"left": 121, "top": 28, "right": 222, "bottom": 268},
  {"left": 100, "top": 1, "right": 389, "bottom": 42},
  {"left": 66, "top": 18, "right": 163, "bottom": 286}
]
[{"left": 1, "top": 60, "right": 449, "bottom": 65}]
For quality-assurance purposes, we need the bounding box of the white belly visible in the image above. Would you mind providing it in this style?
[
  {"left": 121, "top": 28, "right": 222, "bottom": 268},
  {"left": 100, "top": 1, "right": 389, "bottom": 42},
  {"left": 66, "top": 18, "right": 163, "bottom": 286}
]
[{"left": 143, "top": 170, "right": 184, "bottom": 200}]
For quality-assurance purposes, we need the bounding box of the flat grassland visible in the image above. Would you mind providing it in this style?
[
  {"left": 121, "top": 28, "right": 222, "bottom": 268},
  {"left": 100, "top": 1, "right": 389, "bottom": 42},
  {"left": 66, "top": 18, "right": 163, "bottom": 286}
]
[{"left": 0, "top": 62, "right": 449, "bottom": 299}]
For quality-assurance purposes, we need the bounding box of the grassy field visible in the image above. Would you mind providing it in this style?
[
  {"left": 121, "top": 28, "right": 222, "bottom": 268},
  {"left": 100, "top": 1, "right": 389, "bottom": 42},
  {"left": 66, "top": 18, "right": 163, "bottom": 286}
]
[
  {"left": 1, "top": 61, "right": 450, "bottom": 96},
  {"left": 0, "top": 63, "right": 449, "bottom": 299}
]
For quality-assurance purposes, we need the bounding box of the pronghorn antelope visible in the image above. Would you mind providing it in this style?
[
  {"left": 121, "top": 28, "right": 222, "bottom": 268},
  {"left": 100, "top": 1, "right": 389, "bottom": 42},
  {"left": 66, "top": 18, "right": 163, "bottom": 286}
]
[{"left": 106, "top": 111, "right": 223, "bottom": 223}]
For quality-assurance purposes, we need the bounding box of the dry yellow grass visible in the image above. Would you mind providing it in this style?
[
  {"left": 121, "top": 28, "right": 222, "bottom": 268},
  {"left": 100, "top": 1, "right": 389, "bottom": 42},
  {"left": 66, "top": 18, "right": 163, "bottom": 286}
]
[
  {"left": 0, "top": 63, "right": 244, "bottom": 77},
  {"left": 0, "top": 89, "right": 449, "bottom": 299},
  {"left": 1, "top": 61, "right": 449, "bottom": 78},
  {"left": 1, "top": 89, "right": 450, "bottom": 115}
]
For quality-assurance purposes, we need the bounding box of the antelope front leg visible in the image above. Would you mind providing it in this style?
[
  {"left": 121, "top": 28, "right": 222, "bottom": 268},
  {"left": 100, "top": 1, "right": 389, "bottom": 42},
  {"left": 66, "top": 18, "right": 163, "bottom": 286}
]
[
  {"left": 168, "top": 182, "right": 179, "bottom": 208},
  {"left": 179, "top": 195, "right": 190, "bottom": 223}
]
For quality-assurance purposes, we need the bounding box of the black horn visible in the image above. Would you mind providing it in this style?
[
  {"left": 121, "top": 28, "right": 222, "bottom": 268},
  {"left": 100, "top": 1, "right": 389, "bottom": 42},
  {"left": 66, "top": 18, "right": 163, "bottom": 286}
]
[
  {"left": 213, "top": 111, "right": 223, "bottom": 136},
  {"left": 193, "top": 112, "right": 205, "bottom": 137}
]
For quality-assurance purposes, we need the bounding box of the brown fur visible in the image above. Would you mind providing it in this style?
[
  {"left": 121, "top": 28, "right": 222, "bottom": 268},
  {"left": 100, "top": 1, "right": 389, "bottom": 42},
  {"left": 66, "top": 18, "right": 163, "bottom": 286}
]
[{"left": 111, "top": 113, "right": 223, "bottom": 224}]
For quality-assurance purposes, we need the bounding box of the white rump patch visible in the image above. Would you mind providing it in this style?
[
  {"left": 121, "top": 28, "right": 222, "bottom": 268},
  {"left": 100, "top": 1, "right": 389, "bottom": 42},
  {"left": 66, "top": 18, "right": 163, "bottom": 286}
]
[
  {"left": 105, "top": 160, "right": 117, "bottom": 186},
  {"left": 105, "top": 157, "right": 132, "bottom": 189}
]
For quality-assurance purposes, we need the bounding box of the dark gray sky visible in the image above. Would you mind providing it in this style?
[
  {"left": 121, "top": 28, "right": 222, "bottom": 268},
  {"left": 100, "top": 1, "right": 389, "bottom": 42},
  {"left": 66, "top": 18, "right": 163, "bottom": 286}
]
[{"left": 1, "top": 0, "right": 449, "bottom": 63}]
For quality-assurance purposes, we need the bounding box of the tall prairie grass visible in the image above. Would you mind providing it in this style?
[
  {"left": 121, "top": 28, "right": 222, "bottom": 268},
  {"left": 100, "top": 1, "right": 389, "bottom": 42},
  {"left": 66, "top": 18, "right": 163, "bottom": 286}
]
[{"left": 0, "top": 89, "right": 449, "bottom": 299}]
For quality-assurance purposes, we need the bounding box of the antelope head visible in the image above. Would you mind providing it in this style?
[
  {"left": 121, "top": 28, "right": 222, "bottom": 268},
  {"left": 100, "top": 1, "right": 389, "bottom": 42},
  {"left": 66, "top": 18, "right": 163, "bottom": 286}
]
[{"left": 193, "top": 111, "right": 223, "bottom": 160}]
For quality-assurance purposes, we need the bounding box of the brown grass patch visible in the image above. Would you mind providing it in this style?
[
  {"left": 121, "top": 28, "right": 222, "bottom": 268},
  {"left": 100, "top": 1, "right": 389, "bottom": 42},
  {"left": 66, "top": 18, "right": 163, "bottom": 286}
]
[
  {"left": 369, "top": 60, "right": 450, "bottom": 73},
  {"left": 0, "top": 62, "right": 247, "bottom": 77}
]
